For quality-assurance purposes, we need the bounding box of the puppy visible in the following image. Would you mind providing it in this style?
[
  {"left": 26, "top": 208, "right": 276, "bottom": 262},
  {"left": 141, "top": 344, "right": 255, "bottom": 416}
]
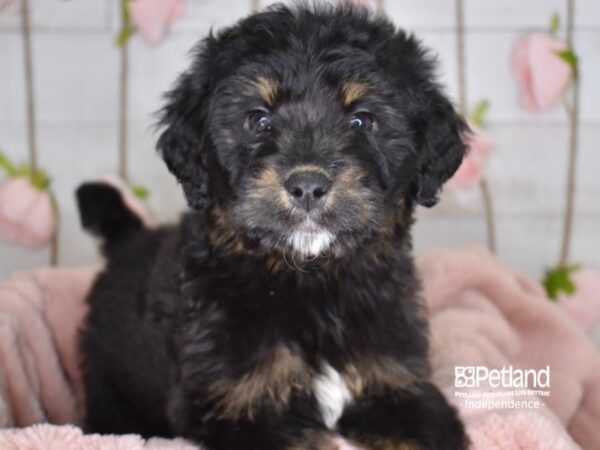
[{"left": 77, "top": 3, "right": 469, "bottom": 449}]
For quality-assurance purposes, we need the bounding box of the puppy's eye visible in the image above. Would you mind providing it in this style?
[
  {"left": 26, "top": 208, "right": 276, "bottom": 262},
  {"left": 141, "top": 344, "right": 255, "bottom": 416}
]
[
  {"left": 245, "top": 109, "right": 272, "bottom": 134},
  {"left": 349, "top": 111, "right": 375, "bottom": 131}
]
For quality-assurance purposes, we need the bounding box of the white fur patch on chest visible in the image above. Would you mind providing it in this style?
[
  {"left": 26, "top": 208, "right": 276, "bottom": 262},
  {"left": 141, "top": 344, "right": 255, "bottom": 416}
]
[{"left": 313, "top": 363, "right": 352, "bottom": 429}]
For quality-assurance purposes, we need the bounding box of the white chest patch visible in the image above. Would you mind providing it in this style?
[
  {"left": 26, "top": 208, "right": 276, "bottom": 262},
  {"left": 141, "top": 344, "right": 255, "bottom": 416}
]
[{"left": 314, "top": 363, "right": 352, "bottom": 429}]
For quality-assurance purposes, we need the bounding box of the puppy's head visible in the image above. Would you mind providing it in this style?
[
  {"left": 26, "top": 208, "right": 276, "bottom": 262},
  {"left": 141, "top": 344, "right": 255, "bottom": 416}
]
[{"left": 158, "top": 3, "right": 467, "bottom": 258}]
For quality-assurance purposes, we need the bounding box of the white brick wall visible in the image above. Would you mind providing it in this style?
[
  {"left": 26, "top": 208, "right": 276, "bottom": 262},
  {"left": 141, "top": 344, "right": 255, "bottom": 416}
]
[{"left": 1, "top": 0, "right": 599, "bottom": 279}]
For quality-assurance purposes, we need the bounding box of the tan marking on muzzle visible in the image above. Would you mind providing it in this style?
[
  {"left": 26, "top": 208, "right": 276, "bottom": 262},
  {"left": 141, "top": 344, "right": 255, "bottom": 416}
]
[
  {"left": 325, "top": 165, "right": 371, "bottom": 211},
  {"left": 257, "top": 165, "right": 280, "bottom": 186},
  {"left": 286, "top": 165, "right": 330, "bottom": 177},
  {"left": 255, "top": 166, "right": 292, "bottom": 210}
]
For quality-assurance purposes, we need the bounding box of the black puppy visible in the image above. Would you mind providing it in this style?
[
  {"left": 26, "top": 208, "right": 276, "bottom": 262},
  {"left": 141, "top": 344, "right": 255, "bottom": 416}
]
[{"left": 77, "top": 3, "right": 469, "bottom": 449}]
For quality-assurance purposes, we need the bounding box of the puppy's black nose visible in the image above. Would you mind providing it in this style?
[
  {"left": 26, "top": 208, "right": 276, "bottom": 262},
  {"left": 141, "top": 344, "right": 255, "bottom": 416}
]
[{"left": 284, "top": 171, "right": 332, "bottom": 211}]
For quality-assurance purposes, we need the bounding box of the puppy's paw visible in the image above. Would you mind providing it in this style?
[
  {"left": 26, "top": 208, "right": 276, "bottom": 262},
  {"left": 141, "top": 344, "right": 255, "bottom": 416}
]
[
  {"left": 330, "top": 436, "right": 365, "bottom": 450},
  {"left": 287, "top": 432, "right": 365, "bottom": 450}
]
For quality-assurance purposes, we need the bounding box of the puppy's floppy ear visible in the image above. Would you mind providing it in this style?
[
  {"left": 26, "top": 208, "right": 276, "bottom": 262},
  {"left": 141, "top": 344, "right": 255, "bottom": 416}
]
[
  {"left": 377, "top": 32, "right": 468, "bottom": 207},
  {"left": 157, "top": 39, "right": 216, "bottom": 210},
  {"left": 411, "top": 89, "right": 468, "bottom": 207}
]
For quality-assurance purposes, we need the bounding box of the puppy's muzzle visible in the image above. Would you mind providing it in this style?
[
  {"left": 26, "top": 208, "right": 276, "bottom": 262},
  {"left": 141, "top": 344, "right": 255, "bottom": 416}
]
[{"left": 284, "top": 170, "right": 332, "bottom": 211}]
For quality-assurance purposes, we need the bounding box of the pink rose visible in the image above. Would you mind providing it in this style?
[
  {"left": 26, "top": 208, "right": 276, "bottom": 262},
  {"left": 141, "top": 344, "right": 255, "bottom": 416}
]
[
  {"left": 558, "top": 269, "right": 600, "bottom": 332},
  {"left": 448, "top": 124, "right": 494, "bottom": 188},
  {"left": 129, "top": 0, "right": 182, "bottom": 45},
  {"left": 512, "top": 34, "right": 572, "bottom": 111},
  {"left": 0, "top": 177, "right": 56, "bottom": 247}
]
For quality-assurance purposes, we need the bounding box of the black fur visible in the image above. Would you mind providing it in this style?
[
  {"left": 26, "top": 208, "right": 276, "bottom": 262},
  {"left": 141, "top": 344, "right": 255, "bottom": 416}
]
[{"left": 78, "top": 3, "right": 468, "bottom": 450}]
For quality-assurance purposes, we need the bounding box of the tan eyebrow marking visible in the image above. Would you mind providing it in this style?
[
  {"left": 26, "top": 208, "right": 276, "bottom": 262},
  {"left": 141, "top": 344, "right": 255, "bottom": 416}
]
[
  {"left": 341, "top": 82, "right": 368, "bottom": 106},
  {"left": 256, "top": 76, "right": 279, "bottom": 106}
]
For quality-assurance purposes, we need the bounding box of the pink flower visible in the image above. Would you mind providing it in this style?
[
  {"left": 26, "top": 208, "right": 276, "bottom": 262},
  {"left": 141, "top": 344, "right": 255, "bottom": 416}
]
[
  {"left": 0, "top": 0, "right": 13, "bottom": 9},
  {"left": 129, "top": 0, "right": 182, "bottom": 45},
  {"left": 512, "top": 34, "right": 572, "bottom": 111},
  {"left": 448, "top": 124, "right": 494, "bottom": 188},
  {"left": 0, "top": 177, "right": 55, "bottom": 247}
]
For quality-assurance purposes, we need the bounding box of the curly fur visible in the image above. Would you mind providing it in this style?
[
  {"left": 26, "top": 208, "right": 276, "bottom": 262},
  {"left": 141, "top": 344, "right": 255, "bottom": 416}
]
[{"left": 77, "top": 3, "right": 468, "bottom": 449}]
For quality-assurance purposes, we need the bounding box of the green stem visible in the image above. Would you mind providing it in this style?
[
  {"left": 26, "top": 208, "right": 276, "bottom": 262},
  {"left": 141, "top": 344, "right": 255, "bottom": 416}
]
[
  {"left": 455, "top": 0, "right": 497, "bottom": 253},
  {"left": 559, "top": 0, "right": 580, "bottom": 266},
  {"left": 0, "top": 152, "right": 17, "bottom": 176},
  {"left": 21, "top": 0, "right": 38, "bottom": 172},
  {"left": 48, "top": 188, "right": 60, "bottom": 266},
  {"left": 118, "top": 0, "right": 130, "bottom": 180}
]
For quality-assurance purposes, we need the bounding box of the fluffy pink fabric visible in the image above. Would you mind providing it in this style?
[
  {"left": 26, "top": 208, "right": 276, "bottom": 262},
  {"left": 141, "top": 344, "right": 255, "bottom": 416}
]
[
  {"left": 464, "top": 410, "right": 577, "bottom": 450},
  {"left": 421, "top": 246, "right": 600, "bottom": 450},
  {"left": 0, "top": 268, "right": 97, "bottom": 428},
  {"left": 0, "top": 246, "right": 599, "bottom": 449},
  {"left": 0, "top": 424, "right": 197, "bottom": 450},
  {"left": 558, "top": 268, "right": 600, "bottom": 333}
]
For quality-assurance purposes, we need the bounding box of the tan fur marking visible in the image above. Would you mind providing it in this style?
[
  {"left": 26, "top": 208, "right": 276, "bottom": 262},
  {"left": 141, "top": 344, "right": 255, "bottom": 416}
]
[
  {"left": 287, "top": 164, "right": 329, "bottom": 177},
  {"left": 344, "top": 356, "right": 416, "bottom": 398},
  {"left": 325, "top": 165, "right": 372, "bottom": 214},
  {"left": 336, "top": 165, "right": 371, "bottom": 196},
  {"left": 286, "top": 431, "right": 341, "bottom": 450},
  {"left": 257, "top": 165, "right": 280, "bottom": 186},
  {"left": 337, "top": 165, "right": 364, "bottom": 185},
  {"left": 348, "top": 436, "right": 422, "bottom": 450},
  {"left": 208, "top": 207, "right": 246, "bottom": 254},
  {"left": 255, "top": 166, "right": 292, "bottom": 210},
  {"left": 342, "top": 82, "right": 368, "bottom": 106},
  {"left": 208, "top": 346, "right": 312, "bottom": 420},
  {"left": 256, "top": 76, "right": 279, "bottom": 106},
  {"left": 266, "top": 256, "right": 286, "bottom": 273}
]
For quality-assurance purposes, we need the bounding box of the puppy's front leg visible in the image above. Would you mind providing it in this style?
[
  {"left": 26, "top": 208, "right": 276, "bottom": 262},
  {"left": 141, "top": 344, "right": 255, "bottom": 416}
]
[
  {"left": 169, "top": 384, "right": 347, "bottom": 450},
  {"left": 337, "top": 381, "right": 468, "bottom": 450}
]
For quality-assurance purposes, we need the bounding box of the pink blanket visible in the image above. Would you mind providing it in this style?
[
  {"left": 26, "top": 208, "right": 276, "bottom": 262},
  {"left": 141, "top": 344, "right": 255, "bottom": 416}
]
[{"left": 0, "top": 247, "right": 598, "bottom": 449}]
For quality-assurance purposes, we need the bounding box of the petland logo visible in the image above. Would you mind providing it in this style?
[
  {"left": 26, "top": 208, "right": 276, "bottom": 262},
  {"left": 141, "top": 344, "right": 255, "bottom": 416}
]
[{"left": 455, "top": 365, "right": 550, "bottom": 389}]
